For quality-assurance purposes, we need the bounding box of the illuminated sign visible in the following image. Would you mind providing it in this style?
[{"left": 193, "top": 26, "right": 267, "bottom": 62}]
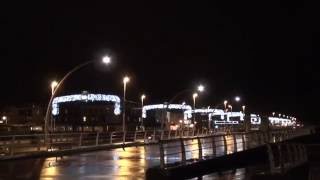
[{"left": 52, "top": 93, "right": 121, "bottom": 116}]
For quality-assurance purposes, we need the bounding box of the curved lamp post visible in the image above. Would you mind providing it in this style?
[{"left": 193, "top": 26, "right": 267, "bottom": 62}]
[
  {"left": 44, "top": 56, "right": 111, "bottom": 142},
  {"left": 163, "top": 84, "right": 205, "bottom": 130}
]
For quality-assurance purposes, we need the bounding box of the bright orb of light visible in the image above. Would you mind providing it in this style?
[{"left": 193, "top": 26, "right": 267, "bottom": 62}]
[
  {"left": 193, "top": 93, "right": 198, "bottom": 98},
  {"left": 123, "top": 76, "right": 130, "bottom": 84},
  {"left": 102, "top": 56, "right": 111, "bottom": 64},
  {"left": 197, "top": 85, "right": 204, "bottom": 92},
  {"left": 235, "top": 96, "right": 241, "bottom": 102}
]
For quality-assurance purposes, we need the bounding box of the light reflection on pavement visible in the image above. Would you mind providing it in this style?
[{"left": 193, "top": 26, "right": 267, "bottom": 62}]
[{"left": 0, "top": 137, "right": 249, "bottom": 180}]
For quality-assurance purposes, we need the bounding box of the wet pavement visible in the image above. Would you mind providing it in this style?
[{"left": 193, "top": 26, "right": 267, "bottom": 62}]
[{"left": 0, "top": 138, "right": 246, "bottom": 180}]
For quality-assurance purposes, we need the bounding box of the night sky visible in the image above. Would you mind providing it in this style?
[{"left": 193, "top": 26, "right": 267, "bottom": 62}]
[{"left": 1, "top": 2, "right": 318, "bottom": 123}]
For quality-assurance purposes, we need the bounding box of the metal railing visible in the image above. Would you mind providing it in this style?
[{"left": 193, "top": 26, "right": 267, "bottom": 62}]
[
  {"left": 0, "top": 129, "right": 215, "bottom": 157},
  {"left": 158, "top": 128, "right": 312, "bottom": 168},
  {"left": 267, "top": 143, "right": 308, "bottom": 174}
]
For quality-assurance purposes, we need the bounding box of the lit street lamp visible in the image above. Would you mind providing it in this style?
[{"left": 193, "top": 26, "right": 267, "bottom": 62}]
[
  {"left": 197, "top": 85, "right": 204, "bottom": 92},
  {"left": 141, "top": 94, "right": 146, "bottom": 129},
  {"left": 192, "top": 93, "right": 198, "bottom": 123},
  {"left": 123, "top": 76, "right": 130, "bottom": 132},
  {"left": 224, "top": 100, "right": 228, "bottom": 112},
  {"left": 235, "top": 96, "right": 241, "bottom": 102},
  {"left": 51, "top": 81, "right": 58, "bottom": 96},
  {"left": 44, "top": 55, "right": 112, "bottom": 142}
]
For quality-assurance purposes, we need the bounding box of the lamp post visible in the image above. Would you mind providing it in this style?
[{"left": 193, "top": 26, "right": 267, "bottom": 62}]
[
  {"left": 44, "top": 55, "right": 111, "bottom": 142},
  {"left": 192, "top": 93, "right": 198, "bottom": 123},
  {"left": 224, "top": 100, "right": 228, "bottom": 112},
  {"left": 51, "top": 81, "right": 58, "bottom": 96},
  {"left": 141, "top": 94, "right": 146, "bottom": 129},
  {"left": 122, "top": 76, "right": 130, "bottom": 132},
  {"left": 50, "top": 81, "right": 58, "bottom": 131}
]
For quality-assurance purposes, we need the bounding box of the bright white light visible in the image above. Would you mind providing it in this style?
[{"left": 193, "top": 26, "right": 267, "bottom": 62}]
[
  {"left": 2, "top": 116, "right": 7, "bottom": 120},
  {"left": 193, "top": 93, "right": 198, "bottom": 99},
  {"left": 123, "top": 76, "right": 130, "bottom": 84},
  {"left": 228, "top": 105, "right": 232, "bottom": 109},
  {"left": 197, "top": 85, "right": 204, "bottom": 92},
  {"left": 52, "top": 93, "right": 121, "bottom": 116},
  {"left": 250, "top": 114, "right": 261, "bottom": 125},
  {"left": 102, "top": 56, "right": 111, "bottom": 64},
  {"left": 224, "top": 100, "right": 228, "bottom": 105},
  {"left": 51, "top": 81, "right": 58, "bottom": 89},
  {"left": 83, "top": 116, "right": 87, "bottom": 122},
  {"left": 235, "top": 96, "right": 241, "bottom": 102},
  {"left": 141, "top": 94, "right": 146, "bottom": 100}
]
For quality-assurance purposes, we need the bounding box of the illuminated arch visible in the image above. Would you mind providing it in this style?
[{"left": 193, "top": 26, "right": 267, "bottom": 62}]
[
  {"left": 52, "top": 93, "right": 121, "bottom": 116},
  {"left": 142, "top": 104, "right": 192, "bottom": 119}
]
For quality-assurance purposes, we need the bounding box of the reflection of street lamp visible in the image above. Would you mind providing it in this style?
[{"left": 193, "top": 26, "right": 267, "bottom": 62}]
[
  {"left": 123, "top": 76, "right": 130, "bottom": 132},
  {"left": 44, "top": 55, "right": 112, "bottom": 142},
  {"left": 141, "top": 94, "right": 146, "bottom": 128}
]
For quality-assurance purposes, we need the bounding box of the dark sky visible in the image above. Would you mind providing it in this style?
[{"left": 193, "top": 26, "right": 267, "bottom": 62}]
[{"left": 1, "top": 2, "right": 319, "bottom": 123}]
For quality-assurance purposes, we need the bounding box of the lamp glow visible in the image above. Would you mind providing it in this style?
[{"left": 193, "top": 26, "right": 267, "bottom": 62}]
[
  {"left": 197, "top": 85, "right": 204, "bottom": 92},
  {"left": 102, "top": 56, "right": 111, "bottom": 64}
]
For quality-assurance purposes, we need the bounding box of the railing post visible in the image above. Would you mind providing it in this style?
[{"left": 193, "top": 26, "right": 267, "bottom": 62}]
[
  {"left": 79, "top": 133, "right": 82, "bottom": 147},
  {"left": 180, "top": 138, "right": 186, "bottom": 163},
  {"left": 110, "top": 132, "right": 114, "bottom": 144},
  {"left": 159, "top": 140, "right": 165, "bottom": 169},
  {"left": 123, "top": 131, "right": 126, "bottom": 144},
  {"left": 242, "top": 134, "right": 246, "bottom": 150},
  {"left": 278, "top": 144, "right": 284, "bottom": 174},
  {"left": 266, "top": 144, "right": 276, "bottom": 174},
  {"left": 197, "top": 129, "right": 200, "bottom": 136},
  {"left": 212, "top": 136, "right": 216, "bottom": 157},
  {"left": 95, "top": 132, "right": 99, "bottom": 146},
  {"left": 223, "top": 135, "right": 228, "bottom": 155},
  {"left": 192, "top": 128, "right": 195, "bottom": 137},
  {"left": 175, "top": 130, "right": 178, "bottom": 139},
  {"left": 233, "top": 134, "right": 237, "bottom": 152},
  {"left": 160, "top": 130, "right": 164, "bottom": 140},
  {"left": 287, "top": 144, "right": 293, "bottom": 164},
  {"left": 10, "top": 136, "right": 15, "bottom": 156},
  {"left": 143, "top": 131, "right": 147, "bottom": 142},
  {"left": 168, "top": 130, "right": 171, "bottom": 139},
  {"left": 197, "top": 137, "right": 203, "bottom": 159},
  {"left": 134, "top": 131, "right": 138, "bottom": 142},
  {"left": 152, "top": 129, "right": 156, "bottom": 141}
]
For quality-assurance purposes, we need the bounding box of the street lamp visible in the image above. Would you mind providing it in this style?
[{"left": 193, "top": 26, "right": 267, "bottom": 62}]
[
  {"left": 51, "top": 81, "right": 58, "bottom": 96},
  {"left": 122, "top": 76, "right": 130, "bottom": 132},
  {"left": 44, "top": 55, "right": 112, "bottom": 142},
  {"left": 192, "top": 93, "right": 198, "bottom": 123},
  {"left": 242, "top": 105, "right": 246, "bottom": 113},
  {"left": 235, "top": 96, "right": 241, "bottom": 102},
  {"left": 141, "top": 94, "right": 146, "bottom": 129},
  {"left": 224, "top": 100, "right": 228, "bottom": 111},
  {"left": 197, "top": 85, "right": 204, "bottom": 92}
]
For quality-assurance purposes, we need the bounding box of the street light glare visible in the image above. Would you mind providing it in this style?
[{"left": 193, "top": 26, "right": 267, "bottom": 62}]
[
  {"left": 51, "top": 81, "right": 58, "bottom": 89},
  {"left": 141, "top": 94, "right": 146, "bottom": 100},
  {"left": 224, "top": 100, "right": 228, "bottom": 105},
  {"left": 193, "top": 93, "right": 198, "bottom": 98},
  {"left": 102, "top": 56, "right": 111, "bottom": 64},
  {"left": 235, "top": 96, "right": 241, "bottom": 102},
  {"left": 123, "top": 76, "right": 130, "bottom": 84},
  {"left": 197, "top": 85, "right": 204, "bottom": 92}
]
